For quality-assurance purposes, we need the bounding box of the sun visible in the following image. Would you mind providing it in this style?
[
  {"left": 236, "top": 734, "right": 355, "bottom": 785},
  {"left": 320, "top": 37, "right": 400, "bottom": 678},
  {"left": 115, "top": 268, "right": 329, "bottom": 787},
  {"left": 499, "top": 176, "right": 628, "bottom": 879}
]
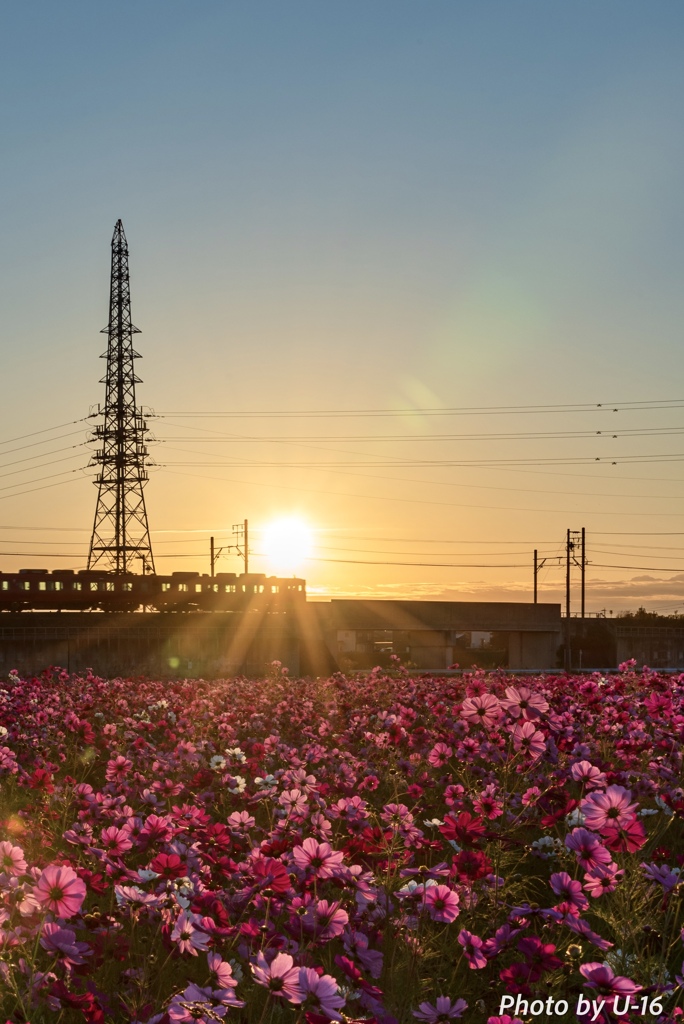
[{"left": 261, "top": 517, "right": 313, "bottom": 576}]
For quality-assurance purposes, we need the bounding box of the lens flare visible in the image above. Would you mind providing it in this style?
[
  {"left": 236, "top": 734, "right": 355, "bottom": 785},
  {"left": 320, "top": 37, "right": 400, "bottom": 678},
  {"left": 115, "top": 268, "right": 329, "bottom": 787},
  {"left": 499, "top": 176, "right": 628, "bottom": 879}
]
[{"left": 261, "top": 518, "right": 312, "bottom": 576}]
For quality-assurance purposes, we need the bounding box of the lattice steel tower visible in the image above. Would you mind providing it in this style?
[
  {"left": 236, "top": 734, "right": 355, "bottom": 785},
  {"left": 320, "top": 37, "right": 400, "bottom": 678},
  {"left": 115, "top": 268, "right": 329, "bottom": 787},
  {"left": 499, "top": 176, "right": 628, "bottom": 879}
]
[{"left": 87, "top": 220, "right": 155, "bottom": 574}]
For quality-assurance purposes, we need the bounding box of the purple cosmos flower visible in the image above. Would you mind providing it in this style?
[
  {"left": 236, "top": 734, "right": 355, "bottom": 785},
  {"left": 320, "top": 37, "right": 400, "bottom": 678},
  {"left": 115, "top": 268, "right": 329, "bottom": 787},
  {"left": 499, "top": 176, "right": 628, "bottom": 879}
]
[
  {"left": 549, "top": 871, "right": 589, "bottom": 910},
  {"left": 413, "top": 996, "right": 468, "bottom": 1021},
  {"left": 299, "top": 966, "right": 346, "bottom": 1021},
  {"left": 458, "top": 929, "right": 487, "bottom": 969}
]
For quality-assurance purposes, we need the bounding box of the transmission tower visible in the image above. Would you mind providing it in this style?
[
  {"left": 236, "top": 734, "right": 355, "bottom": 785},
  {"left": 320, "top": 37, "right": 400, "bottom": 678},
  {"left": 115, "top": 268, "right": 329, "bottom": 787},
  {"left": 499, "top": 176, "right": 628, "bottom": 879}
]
[{"left": 87, "top": 220, "right": 156, "bottom": 574}]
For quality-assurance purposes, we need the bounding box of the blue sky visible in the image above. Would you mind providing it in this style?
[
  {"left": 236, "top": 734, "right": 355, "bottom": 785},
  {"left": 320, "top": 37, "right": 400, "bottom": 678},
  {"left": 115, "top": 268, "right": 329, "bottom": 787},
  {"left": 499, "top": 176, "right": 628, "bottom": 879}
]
[{"left": 2, "top": 2, "right": 684, "bottom": 609}]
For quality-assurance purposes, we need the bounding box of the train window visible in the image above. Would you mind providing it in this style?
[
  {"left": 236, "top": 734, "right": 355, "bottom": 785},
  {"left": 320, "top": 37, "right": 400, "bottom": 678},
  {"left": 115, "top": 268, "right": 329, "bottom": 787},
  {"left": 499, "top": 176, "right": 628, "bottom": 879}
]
[
  {"left": 22, "top": 581, "right": 30, "bottom": 591},
  {"left": 122, "top": 582, "right": 133, "bottom": 592},
  {"left": 106, "top": 582, "right": 115, "bottom": 592},
  {"left": 73, "top": 582, "right": 82, "bottom": 591},
  {"left": 90, "top": 582, "right": 99, "bottom": 591},
  {"left": 195, "top": 584, "right": 202, "bottom": 593},
  {"left": 271, "top": 585, "right": 279, "bottom": 593},
  {"left": 54, "top": 582, "right": 63, "bottom": 591},
  {"left": 39, "top": 582, "right": 47, "bottom": 591},
  {"left": 298, "top": 585, "right": 303, "bottom": 591},
  {"left": 211, "top": 584, "right": 219, "bottom": 592},
  {"left": 1, "top": 581, "right": 7, "bottom": 590},
  {"left": 161, "top": 583, "right": 171, "bottom": 592},
  {"left": 178, "top": 583, "right": 188, "bottom": 592},
  {"left": 241, "top": 585, "right": 246, "bottom": 592}
]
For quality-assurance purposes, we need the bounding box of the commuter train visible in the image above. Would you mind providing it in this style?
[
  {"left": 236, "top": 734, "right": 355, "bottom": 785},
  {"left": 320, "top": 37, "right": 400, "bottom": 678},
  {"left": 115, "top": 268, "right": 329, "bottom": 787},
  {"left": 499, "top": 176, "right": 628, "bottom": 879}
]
[{"left": 0, "top": 569, "right": 306, "bottom": 613}]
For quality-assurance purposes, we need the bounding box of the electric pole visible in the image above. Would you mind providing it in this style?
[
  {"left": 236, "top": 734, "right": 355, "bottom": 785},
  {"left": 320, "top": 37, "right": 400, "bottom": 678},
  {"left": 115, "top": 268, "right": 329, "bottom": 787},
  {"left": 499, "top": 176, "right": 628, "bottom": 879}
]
[
  {"left": 565, "top": 530, "right": 572, "bottom": 670},
  {"left": 581, "top": 526, "right": 586, "bottom": 620},
  {"left": 87, "top": 221, "right": 155, "bottom": 574},
  {"left": 232, "top": 520, "right": 249, "bottom": 573}
]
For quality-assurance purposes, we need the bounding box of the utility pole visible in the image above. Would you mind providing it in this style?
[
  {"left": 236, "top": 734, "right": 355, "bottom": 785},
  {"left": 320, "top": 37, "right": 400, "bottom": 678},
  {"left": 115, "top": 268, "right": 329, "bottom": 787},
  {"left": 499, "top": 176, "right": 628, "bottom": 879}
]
[
  {"left": 534, "top": 549, "right": 537, "bottom": 603},
  {"left": 581, "top": 527, "right": 586, "bottom": 620},
  {"left": 565, "top": 529, "right": 572, "bottom": 670},
  {"left": 87, "top": 220, "right": 155, "bottom": 574},
  {"left": 232, "top": 519, "right": 249, "bottom": 574}
]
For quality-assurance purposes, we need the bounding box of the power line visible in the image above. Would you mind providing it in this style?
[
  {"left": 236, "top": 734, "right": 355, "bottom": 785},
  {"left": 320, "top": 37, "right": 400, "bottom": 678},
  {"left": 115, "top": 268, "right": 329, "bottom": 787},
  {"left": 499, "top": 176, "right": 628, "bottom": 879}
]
[
  {"left": 155, "top": 426, "right": 684, "bottom": 443},
  {"left": 0, "top": 417, "right": 93, "bottom": 449},
  {"left": 151, "top": 398, "right": 684, "bottom": 419},
  {"left": 159, "top": 466, "right": 684, "bottom": 517}
]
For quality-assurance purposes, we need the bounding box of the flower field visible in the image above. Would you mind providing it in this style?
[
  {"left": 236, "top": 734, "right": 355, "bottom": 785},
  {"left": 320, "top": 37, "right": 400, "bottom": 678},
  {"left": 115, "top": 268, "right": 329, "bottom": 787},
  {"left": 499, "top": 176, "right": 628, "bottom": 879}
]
[{"left": 0, "top": 661, "right": 683, "bottom": 1024}]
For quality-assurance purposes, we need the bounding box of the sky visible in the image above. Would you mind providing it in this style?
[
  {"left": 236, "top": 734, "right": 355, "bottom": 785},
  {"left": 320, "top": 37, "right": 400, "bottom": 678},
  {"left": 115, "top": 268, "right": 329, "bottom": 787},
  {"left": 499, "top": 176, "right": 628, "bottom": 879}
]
[{"left": 2, "top": 1, "right": 684, "bottom": 612}]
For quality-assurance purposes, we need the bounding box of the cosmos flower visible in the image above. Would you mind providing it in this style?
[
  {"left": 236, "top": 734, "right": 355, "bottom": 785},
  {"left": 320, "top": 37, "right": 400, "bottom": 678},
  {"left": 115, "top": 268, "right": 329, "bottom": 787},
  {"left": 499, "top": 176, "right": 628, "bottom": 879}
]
[
  {"left": 33, "top": 864, "right": 86, "bottom": 919},
  {"left": 251, "top": 951, "right": 304, "bottom": 1003},
  {"left": 581, "top": 786, "right": 639, "bottom": 830},
  {"left": 413, "top": 996, "right": 468, "bottom": 1021},
  {"left": 292, "top": 838, "right": 344, "bottom": 878}
]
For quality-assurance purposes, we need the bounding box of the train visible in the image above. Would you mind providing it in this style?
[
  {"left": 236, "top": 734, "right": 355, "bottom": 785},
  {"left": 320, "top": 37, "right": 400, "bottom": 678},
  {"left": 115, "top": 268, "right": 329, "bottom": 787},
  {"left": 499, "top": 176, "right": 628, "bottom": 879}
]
[{"left": 0, "top": 569, "right": 306, "bottom": 613}]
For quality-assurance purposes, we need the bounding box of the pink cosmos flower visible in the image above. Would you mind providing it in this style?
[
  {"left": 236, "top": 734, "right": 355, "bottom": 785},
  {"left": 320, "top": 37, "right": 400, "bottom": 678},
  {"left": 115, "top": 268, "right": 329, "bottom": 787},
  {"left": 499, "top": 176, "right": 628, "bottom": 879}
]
[
  {"left": 33, "top": 864, "right": 86, "bottom": 919},
  {"left": 279, "top": 788, "right": 308, "bottom": 816},
  {"left": 510, "top": 721, "right": 545, "bottom": 758},
  {"left": 427, "top": 742, "right": 453, "bottom": 767},
  {"left": 460, "top": 694, "right": 501, "bottom": 729},
  {"left": 171, "top": 911, "right": 211, "bottom": 955},
  {"left": 299, "top": 966, "right": 346, "bottom": 1021},
  {"left": 583, "top": 863, "right": 624, "bottom": 897},
  {"left": 105, "top": 754, "right": 132, "bottom": 782},
  {"left": 114, "top": 885, "right": 162, "bottom": 909},
  {"left": 565, "top": 828, "right": 613, "bottom": 871},
  {"left": 0, "top": 841, "right": 27, "bottom": 876},
  {"left": 292, "top": 838, "right": 344, "bottom": 878},
  {"left": 549, "top": 871, "right": 589, "bottom": 911},
  {"left": 570, "top": 760, "right": 607, "bottom": 789},
  {"left": 207, "top": 953, "right": 239, "bottom": 989},
  {"left": 100, "top": 826, "right": 133, "bottom": 857},
  {"left": 227, "top": 810, "right": 255, "bottom": 829},
  {"left": 303, "top": 899, "right": 349, "bottom": 940},
  {"left": 458, "top": 929, "right": 487, "bottom": 969},
  {"left": 423, "top": 884, "right": 460, "bottom": 923},
  {"left": 413, "top": 996, "right": 468, "bottom": 1020},
  {"left": 581, "top": 785, "right": 639, "bottom": 830},
  {"left": 251, "top": 951, "right": 304, "bottom": 1003},
  {"left": 499, "top": 685, "right": 548, "bottom": 719}
]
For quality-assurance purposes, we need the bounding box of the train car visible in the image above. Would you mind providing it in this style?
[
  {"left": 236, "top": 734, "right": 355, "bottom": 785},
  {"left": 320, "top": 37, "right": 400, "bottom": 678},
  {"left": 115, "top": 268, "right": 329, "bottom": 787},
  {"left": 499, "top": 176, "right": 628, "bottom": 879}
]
[{"left": 0, "top": 569, "right": 306, "bottom": 613}]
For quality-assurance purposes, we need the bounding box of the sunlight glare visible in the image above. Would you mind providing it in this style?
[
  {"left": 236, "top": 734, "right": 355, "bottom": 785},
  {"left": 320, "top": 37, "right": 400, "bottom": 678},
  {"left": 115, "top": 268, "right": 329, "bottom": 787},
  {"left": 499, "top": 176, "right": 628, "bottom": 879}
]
[{"left": 261, "top": 517, "right": 313, "bottom": 576}]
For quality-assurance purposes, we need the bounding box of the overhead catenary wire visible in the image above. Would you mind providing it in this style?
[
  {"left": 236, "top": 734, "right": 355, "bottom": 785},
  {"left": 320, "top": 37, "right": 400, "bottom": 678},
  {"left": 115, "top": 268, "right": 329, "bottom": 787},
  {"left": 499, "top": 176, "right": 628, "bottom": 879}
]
[{"left": 150, "top": 397, "right": 684, "bottom": 418}]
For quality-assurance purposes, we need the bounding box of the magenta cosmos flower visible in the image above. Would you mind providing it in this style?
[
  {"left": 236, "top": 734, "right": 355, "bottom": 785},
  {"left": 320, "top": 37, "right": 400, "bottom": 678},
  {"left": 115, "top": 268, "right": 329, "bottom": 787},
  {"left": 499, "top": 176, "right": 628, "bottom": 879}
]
[
  {"left": 33, "top": 864, "right": 86, "bottom": 919},
  {"left": 581, "top": 786, "right": 639, "bottom": 830},
  {"left": 292, "top": 838, "right": 344, "bottom": 878},
  {"left": 413, "top": 996, "right": 468, "bottom": 1021},
  {"left": 579, "top": 962, "right": 641, "bottom": 1008},
  {"left": 251, "top": 951, "right": 304, "bottom": 1003}
]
